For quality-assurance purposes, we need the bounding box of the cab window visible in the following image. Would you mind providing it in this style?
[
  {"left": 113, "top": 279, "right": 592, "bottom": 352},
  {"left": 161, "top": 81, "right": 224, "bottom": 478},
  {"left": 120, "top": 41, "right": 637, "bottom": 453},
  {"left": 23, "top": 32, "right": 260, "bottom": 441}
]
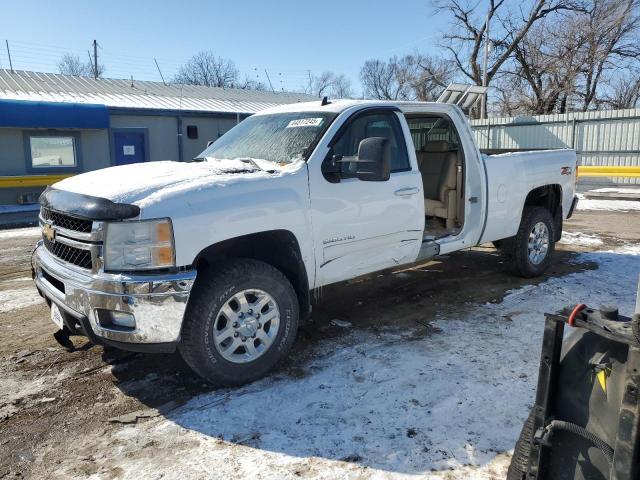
[{"left": 330, "top": 112, "right": 410, "bottom": 177}]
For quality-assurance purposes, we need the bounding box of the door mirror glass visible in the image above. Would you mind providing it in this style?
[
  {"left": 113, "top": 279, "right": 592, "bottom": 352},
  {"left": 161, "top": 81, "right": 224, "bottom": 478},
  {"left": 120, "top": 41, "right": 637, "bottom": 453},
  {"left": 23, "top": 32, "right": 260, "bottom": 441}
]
[{"left": 354, "top": 137, "right": 391, "bottom": 181}]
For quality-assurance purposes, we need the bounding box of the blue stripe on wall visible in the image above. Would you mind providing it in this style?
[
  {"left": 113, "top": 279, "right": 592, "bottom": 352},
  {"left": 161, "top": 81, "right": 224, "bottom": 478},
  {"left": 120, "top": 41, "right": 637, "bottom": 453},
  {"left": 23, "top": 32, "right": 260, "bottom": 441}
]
[{"left": 0, "top": 99, "right": 109, "bottom": 129}]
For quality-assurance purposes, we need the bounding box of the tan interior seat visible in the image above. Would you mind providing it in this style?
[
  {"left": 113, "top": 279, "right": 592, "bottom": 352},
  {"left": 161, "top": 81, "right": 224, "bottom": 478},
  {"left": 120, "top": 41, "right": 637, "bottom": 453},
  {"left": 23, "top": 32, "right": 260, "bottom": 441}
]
[{"left": 416, "top": 141, "right": 458, "bottom": 229}]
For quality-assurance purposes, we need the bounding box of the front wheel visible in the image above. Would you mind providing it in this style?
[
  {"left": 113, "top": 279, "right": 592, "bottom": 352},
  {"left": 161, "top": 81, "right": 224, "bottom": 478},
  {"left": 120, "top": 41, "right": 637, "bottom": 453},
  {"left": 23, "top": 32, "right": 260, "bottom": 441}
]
[
  {"left": 511, "top": 207, "right": 556, "bottom": 278},
  {"left": 179, "top": 259, "right": 299, "bottom": 386}
]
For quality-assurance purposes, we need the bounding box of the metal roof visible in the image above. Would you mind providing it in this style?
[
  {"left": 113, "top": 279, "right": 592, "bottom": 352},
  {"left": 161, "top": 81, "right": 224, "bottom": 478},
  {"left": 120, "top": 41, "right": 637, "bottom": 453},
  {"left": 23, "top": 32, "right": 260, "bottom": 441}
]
[{"left": 0, "top": 69, "right": 315, "bottom": 114}]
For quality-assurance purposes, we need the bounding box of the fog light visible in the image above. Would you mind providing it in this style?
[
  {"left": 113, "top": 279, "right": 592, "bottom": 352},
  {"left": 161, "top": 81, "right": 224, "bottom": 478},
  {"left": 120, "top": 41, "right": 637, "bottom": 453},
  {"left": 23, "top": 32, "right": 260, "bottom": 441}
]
[
  {"left": 96, "top": 309, "right": 136, "bottom": 330},
  {"left": 111, "top": 311, "right": 136, "bottom": 328}
]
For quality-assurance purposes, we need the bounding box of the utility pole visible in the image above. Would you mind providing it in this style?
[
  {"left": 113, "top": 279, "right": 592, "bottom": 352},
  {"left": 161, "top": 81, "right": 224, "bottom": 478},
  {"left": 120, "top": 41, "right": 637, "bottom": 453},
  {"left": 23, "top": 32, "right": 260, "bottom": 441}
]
[
  {"left": 264, "top": 69, "right": 275, "bottom": 93},
  {"left": 93, "top": 39, "right": 98, "bottom": 79},
  {"left": 307, "top": 70, "right": 313, "bottom": 95},
  {"left": 5, "top": 40, "right": 13, "bottom": 73},
  {"left": 154, "top": 58, "right": 166, "bottom": 85},
  {"left": 480, "top": 13, "right": 490, "bottom": 119}
]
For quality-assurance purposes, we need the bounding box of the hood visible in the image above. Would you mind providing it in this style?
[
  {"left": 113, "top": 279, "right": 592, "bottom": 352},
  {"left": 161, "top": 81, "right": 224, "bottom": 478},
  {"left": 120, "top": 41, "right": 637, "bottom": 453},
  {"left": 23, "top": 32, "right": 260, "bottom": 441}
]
[{"left": 53, "top": 159, "right": 300, "bottom": 210}]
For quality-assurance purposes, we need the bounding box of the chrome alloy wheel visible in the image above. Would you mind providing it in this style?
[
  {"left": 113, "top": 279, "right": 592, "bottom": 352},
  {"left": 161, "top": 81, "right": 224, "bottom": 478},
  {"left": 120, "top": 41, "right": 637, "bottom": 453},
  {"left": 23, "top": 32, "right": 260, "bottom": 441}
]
[
  {"left": 212, "top": 289, "right": 280, "bottom": 363},
  {"left": 528, "top": 221, "right": 550, "bottom": 265}
]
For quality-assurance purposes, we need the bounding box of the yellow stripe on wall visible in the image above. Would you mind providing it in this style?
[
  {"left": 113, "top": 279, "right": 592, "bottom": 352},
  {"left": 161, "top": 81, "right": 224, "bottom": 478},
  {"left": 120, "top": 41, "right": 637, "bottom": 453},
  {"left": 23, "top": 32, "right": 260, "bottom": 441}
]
[
  {"left": 0, "top": 174, "right": 75, "bottom": 188},
  {"left": 578, "top": 166, "right": 640, "bottom": 177}
]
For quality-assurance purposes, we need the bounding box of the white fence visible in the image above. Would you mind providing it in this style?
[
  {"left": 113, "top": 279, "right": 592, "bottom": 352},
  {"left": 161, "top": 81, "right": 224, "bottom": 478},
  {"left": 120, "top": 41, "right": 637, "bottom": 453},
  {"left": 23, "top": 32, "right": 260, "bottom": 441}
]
[{"left": 469, "top": 108, "right": 640, "bottom": 185}]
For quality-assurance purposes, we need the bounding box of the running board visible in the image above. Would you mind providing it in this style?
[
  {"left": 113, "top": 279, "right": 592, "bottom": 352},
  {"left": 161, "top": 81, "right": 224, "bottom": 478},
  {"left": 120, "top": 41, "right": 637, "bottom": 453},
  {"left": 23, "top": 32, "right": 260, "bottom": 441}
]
[{"left": 417, "top": 240, "right": 440, "bottom": 262}]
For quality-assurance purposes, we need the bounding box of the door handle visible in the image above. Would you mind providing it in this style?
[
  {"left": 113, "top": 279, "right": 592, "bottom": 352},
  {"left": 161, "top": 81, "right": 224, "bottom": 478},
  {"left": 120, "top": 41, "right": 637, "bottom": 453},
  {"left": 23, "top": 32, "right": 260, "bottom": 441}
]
[{"left": 395, "top": 187, "right": 419, "bottom": 197}]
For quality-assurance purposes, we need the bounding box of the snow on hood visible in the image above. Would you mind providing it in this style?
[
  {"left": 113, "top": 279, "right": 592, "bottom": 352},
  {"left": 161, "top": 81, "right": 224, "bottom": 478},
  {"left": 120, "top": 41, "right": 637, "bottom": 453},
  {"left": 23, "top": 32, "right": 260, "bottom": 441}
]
[{"left": 53, "top": 159, "right": 303, "bottom": 209}]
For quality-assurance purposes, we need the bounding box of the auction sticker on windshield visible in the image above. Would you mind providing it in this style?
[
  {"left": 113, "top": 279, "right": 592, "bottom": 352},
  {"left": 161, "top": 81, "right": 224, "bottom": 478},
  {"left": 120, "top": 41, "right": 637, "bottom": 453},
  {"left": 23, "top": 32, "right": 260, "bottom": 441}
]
[
  {"left": 50, "top": 303, "right": 64, "bottom": 330},
  {"left": 286, "top": 118, "right": 324, "bottom": 128}
]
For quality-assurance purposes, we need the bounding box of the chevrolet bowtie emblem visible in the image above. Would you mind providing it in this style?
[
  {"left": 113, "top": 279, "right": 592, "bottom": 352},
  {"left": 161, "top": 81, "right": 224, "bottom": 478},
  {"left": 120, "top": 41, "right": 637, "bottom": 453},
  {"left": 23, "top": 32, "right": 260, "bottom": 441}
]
[{"left": 42, "top": 222, "right": 56, "bottom": 242}]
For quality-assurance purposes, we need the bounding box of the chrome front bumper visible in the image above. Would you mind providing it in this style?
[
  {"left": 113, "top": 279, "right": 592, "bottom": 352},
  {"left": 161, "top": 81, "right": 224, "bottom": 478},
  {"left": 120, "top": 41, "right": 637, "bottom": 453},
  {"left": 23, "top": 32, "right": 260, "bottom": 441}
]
[{"left": 33, "top": 243, "right": 196, "bottom": 347}]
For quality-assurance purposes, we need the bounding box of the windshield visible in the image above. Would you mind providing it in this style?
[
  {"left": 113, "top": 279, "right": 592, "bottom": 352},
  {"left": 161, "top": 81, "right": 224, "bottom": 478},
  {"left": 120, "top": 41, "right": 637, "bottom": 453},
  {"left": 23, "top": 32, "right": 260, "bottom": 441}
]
[{"left": 197, "top": 112, "right": 336, "bottom": 165}]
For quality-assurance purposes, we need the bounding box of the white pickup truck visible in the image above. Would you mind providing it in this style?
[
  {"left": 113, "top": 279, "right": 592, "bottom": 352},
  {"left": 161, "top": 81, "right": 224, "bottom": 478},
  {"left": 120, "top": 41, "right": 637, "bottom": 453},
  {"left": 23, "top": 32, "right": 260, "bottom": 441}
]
[{"left": 32, "top": 99, "right": 578, "bottom": 385}]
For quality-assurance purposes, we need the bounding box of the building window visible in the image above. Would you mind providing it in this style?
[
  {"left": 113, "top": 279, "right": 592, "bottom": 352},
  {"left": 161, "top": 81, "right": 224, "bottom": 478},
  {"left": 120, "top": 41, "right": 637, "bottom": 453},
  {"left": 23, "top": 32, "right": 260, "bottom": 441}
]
[
  {"left": 29, "top": 136, "right": 77, "bottom": 168},
  {"left": 186, "top": 125, "right": 198, "bottom": 139}
]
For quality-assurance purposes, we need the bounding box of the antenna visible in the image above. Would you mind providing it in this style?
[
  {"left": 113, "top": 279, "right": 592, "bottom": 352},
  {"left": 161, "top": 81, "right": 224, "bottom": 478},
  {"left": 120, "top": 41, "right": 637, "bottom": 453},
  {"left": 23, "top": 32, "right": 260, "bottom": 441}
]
[
  {"left": 321, "top": 96, "right": 330, "bottom": 106},
  {"left": 264, "top": 69, "right": 275, "bottom": 93},
  {"left": 87, "top": 50, "right": 93, "bottom": 76},
  {"left": 93, "top": 39, "right": 98, "bottom": 79},
  {"left": 5, "top": 40, "right": 13, "bottom": 73},
  {"left": 154, "top": 58, "right": 166, "bottom": 85}
]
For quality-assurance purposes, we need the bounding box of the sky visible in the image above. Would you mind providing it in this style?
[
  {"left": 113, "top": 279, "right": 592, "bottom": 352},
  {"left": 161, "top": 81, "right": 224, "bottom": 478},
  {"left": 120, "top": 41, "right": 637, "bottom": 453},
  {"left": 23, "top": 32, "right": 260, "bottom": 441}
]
[{"left": 0, "top": 0, "right": 443, "bottom": 95}]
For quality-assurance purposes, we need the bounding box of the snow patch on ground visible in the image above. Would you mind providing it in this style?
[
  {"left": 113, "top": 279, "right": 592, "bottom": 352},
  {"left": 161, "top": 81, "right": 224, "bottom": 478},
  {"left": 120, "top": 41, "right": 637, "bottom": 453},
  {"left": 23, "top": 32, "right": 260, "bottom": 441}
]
[
  {"left": 0, "top": 277, "right": 43, "bottom": 313},
  {"left": 0, "top": 368, "right": 72, "bottom": 422},
  {"left": 0, "top": 227, "right": 41, "bottom": 239},
  {"left": 559, "top": 231, "right": 604, "bottom": 247},
  {"left": 590, "top": 187, "right": 640, "bottom": 195},
  {"left": 577, "top": 193, "right": 640, "bottom": 211},
  {"left": 50, "top": 243, "right": 640, "bottom": 479}
]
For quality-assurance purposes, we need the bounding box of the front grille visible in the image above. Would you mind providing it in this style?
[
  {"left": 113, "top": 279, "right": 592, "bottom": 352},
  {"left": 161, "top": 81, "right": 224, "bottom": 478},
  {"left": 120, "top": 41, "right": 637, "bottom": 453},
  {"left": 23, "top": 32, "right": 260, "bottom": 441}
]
[
  {"left": 41, "top": 208, "right": 92, "bottom": 233},
  {"left": 43, "top": 237, "right": 93, "bottom": 270}
]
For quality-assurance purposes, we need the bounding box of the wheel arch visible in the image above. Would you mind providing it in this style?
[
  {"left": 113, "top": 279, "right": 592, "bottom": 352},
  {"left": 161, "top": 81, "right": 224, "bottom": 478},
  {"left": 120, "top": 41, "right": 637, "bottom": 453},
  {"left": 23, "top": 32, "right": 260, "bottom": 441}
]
[
  {"left": 523, "top": 184, "right": 563, "bottom": 241},
  {"left": 192, "top": 230, "right": 311, "bottom": 320}
]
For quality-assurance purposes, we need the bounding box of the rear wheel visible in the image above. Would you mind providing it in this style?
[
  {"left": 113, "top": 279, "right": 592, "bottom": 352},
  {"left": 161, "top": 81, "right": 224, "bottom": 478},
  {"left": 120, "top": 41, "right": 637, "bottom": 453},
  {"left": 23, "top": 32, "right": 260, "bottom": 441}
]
[
  {"left": 179, "top": 259, "right": 299, "bottom": 386},
  {"left": 511, "top": 207, "right": 555, "bottom": 277}
]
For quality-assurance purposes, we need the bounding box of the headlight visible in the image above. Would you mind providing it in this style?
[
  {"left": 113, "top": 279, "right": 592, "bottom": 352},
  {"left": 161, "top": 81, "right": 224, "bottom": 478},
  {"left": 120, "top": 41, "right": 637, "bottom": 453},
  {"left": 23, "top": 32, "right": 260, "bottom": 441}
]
[{"left": 104, "top": 218, "right": 175, "bottom": 271}]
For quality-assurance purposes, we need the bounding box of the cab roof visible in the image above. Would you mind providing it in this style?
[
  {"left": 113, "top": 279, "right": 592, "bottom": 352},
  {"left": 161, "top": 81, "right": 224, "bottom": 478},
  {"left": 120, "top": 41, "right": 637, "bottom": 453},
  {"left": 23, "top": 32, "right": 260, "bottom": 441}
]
[{"left": 255, "top": 99, "right": 446, "bottom": 116}]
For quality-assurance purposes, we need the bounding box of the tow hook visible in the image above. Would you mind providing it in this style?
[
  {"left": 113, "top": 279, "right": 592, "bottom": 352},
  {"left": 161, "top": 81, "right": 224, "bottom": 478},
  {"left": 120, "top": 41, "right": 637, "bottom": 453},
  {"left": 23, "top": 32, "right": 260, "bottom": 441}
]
[{"left": 53, "top": 328, "right": 75, "bottom": 351}]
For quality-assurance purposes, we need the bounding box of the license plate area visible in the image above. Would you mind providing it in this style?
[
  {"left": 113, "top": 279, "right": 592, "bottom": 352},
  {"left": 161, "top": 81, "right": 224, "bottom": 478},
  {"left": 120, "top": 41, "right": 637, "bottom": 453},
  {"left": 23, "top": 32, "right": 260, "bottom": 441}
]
[{"left": 50, "top": 303, "right": 64, "bottom": 330}]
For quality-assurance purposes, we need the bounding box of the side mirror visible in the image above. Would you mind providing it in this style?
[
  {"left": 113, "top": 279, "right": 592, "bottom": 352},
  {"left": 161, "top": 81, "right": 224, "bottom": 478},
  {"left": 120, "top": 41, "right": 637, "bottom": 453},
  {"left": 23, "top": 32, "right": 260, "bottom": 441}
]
[{"left": 355, "top": 137, "right": 390, "bottom": 182}]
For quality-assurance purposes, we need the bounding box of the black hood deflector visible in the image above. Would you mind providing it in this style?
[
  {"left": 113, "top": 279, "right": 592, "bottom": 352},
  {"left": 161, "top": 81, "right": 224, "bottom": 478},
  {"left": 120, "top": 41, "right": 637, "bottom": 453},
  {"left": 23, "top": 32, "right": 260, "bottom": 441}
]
[{"left": 39, "top": 187, "right": 140, "bottom": 220}]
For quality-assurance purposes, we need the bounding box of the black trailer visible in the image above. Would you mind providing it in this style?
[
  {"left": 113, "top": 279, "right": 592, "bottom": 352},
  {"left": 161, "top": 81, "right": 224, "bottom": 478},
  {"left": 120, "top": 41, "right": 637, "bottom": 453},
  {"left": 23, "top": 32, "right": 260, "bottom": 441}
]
[{"left": 508, "top": 304, "right": 640, "bottom": 480}]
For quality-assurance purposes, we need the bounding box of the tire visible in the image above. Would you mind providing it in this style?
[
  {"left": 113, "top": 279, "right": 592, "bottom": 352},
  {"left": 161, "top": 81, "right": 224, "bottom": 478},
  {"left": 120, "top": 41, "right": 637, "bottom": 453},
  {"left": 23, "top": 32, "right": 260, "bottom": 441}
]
[
  {"left": 179, "top": 259, "right": 299, "bottom": 386},
  {"left": 507, "top": 409, "right": 535, "bottom": 480},
  {"left": 493, "top": 238, "right": 516, "bottom": 258},
  {"left": 510, "top": 207, "right": 555, "bottom": 278}
]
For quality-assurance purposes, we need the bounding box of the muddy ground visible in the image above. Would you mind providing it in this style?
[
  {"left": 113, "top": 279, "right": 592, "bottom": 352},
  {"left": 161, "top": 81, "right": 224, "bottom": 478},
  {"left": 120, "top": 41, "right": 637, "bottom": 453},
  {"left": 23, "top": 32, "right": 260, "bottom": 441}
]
[{"left": 0, "top": 209, "right": 638, "bottom": 479}]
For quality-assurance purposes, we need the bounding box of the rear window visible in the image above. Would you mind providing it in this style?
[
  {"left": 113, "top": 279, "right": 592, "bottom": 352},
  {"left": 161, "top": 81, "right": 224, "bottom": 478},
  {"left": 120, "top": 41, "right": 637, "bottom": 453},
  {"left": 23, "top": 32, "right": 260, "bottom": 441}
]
[{"left": 407, "top": 116, "right": 461, "bottom": 151}]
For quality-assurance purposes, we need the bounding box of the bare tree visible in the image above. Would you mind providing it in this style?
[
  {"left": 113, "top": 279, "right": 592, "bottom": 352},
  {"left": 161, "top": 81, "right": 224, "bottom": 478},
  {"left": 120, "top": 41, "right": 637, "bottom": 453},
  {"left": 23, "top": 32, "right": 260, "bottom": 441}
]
[
  {"left": 360, "top": 54, "right": 453, "bottom": 101},
  {"left": 174, "top": 51, "right": 239, "bottom": 88},
  {"left": 500, "top": 20, "right": 584, "bottom": 114},
  {"left": 495, "top": 0, "right": 640, "bottom": 113},
  {"left": 578, "top": 0, "right": 640, "bottom": 110},
  {"left": 237, "top": 76, "right": 267, "bottom": 91},
  {"left": 329, "top": 73, "right": 353, "bottom": 98},
  {"left": 310, "top": 71, "right": 335, "bottom": 97},
  {"left": 58, "top": 54, "right": 88, "bottom": 76},
  {"left": 407, "top": 54, "right": 455, "bottom": 101},
  {"left": 360, "top": 58, "right": 412, "bottom": 100},
  {"left": 306, "top": 71, "right": 354, "bottom": 98},
  {"left": 602, "top": 75, "right": 640, "bottom": 109},
  {"left": 58, "top": 53, "right": 104, "bottom": 78},
  {"left": 435, "top": 0, "right": 581, "bottom": 88}
]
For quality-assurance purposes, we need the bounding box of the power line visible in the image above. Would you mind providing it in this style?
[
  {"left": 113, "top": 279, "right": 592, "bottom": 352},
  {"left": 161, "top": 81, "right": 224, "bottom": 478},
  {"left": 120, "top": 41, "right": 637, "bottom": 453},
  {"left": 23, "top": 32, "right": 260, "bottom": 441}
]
[{"left": 0, "top": 37, "right": 316, "bottom": 92}]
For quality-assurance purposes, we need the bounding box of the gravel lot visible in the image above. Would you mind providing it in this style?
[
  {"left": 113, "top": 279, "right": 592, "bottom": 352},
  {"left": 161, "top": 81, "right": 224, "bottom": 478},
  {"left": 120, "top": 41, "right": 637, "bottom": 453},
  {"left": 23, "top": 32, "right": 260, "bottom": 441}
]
[{"left": 1, "top": 204, "right": 639, "bottom": 479}]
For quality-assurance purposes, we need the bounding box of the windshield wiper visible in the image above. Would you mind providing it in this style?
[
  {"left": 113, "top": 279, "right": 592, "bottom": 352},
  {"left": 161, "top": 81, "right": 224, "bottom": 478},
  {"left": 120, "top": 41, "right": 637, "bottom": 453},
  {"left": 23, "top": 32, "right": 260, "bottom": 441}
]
[{"left": 235, "top": 158, "right": 276, "bottom": 174}]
